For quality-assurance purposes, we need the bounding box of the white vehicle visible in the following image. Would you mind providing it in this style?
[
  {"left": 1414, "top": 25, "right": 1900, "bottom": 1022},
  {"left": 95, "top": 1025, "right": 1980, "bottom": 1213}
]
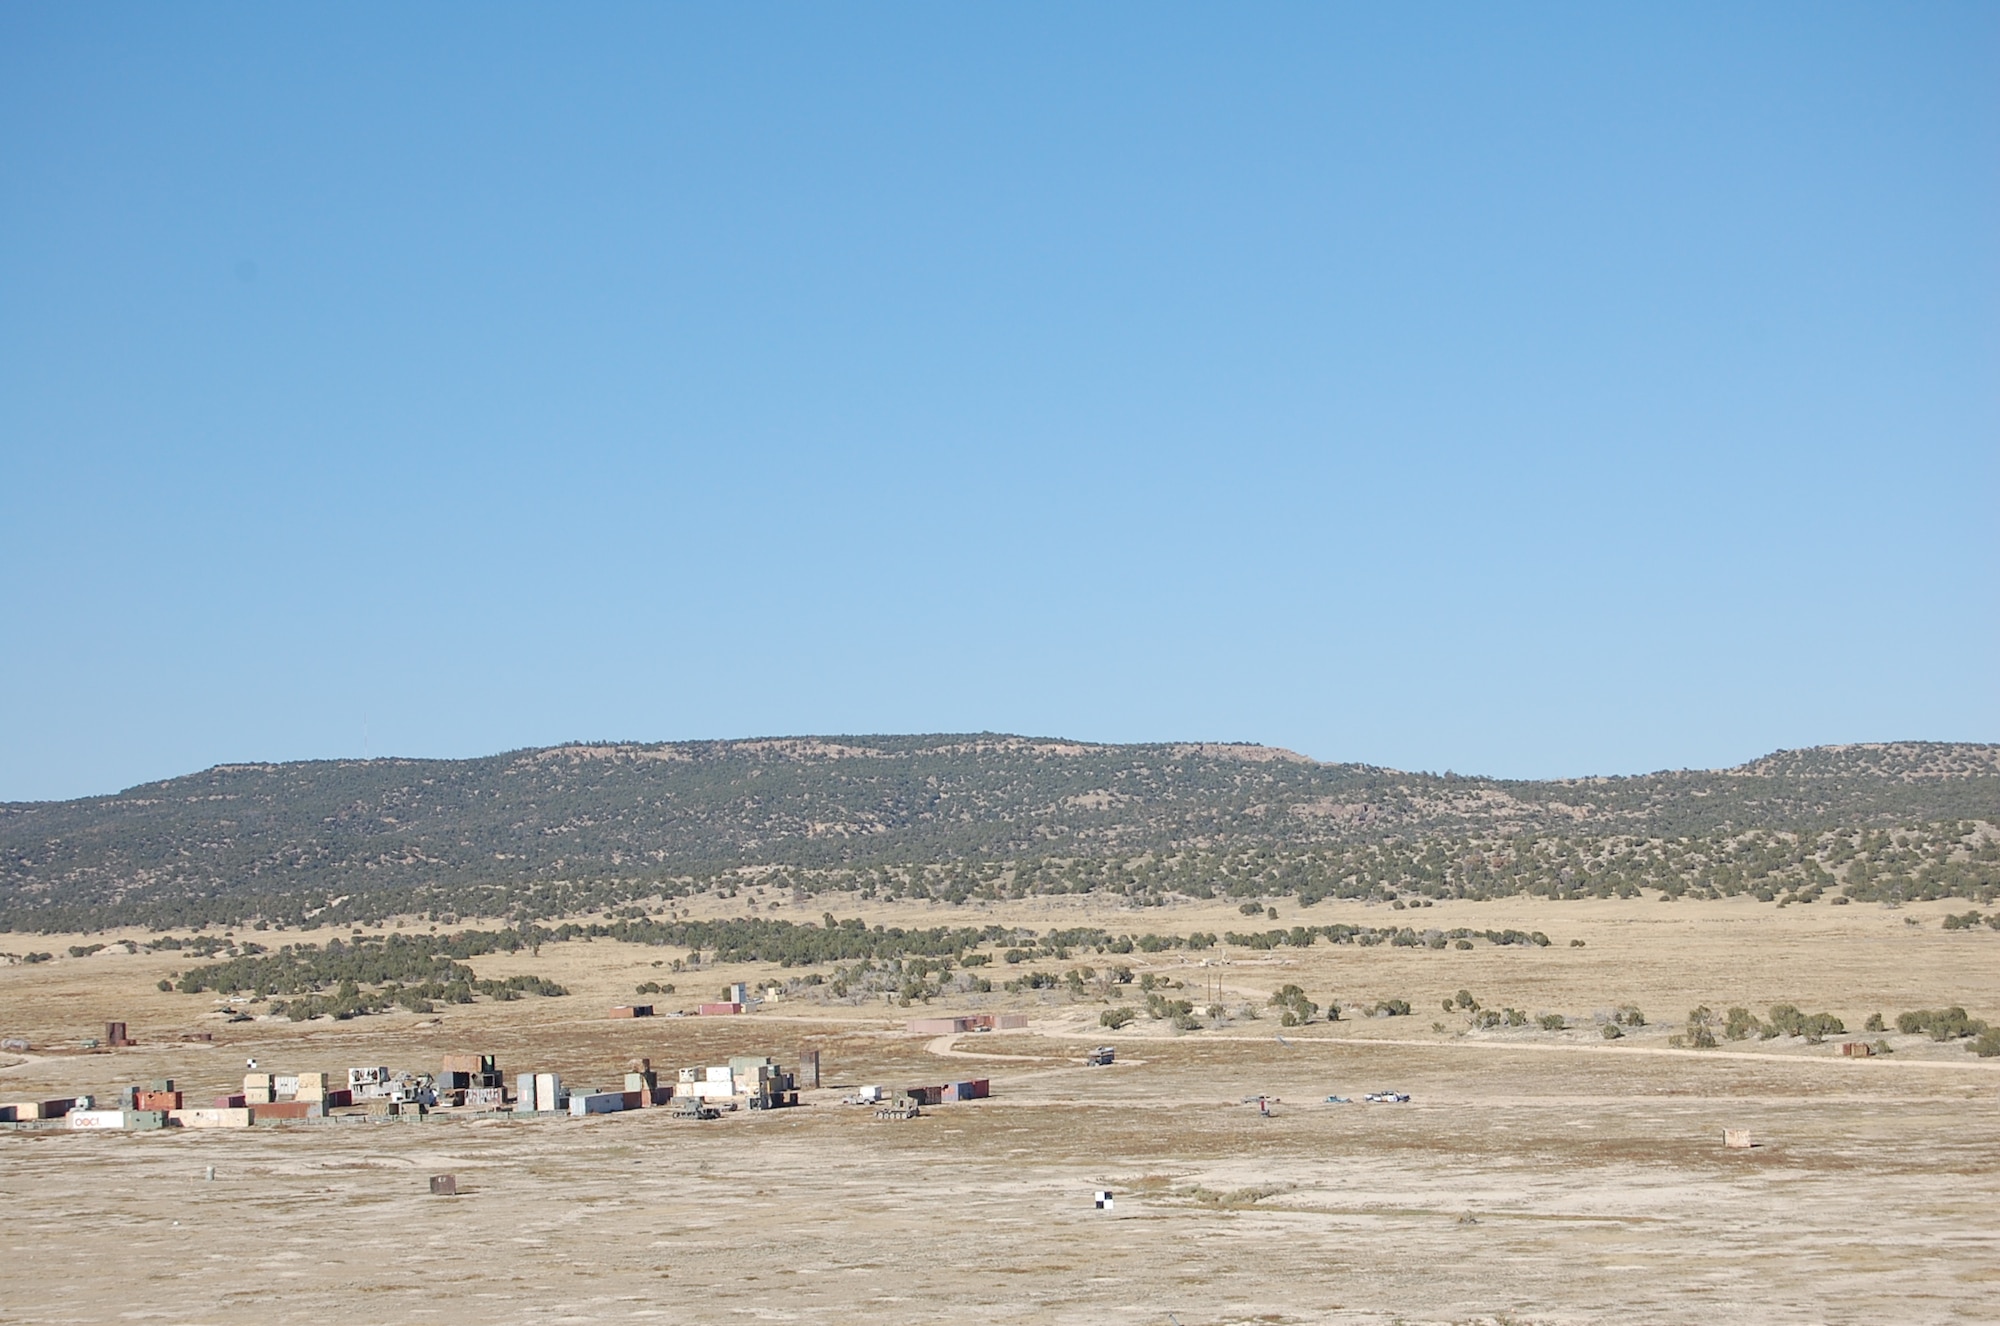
[{"left": 1363, "top": 1091, "right": 1410, "bottom": 1104}]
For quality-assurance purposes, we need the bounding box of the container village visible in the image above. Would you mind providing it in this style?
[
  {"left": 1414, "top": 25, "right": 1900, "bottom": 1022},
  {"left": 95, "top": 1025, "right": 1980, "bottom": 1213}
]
[{"left": 1, "top": 990, "right": 1017, "bottom": 1135}]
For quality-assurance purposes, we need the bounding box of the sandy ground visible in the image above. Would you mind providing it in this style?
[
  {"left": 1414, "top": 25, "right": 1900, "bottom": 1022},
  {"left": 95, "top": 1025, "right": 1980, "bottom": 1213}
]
[{"left": 3, "top": 894, "right": 1998, "bottom": 1324}]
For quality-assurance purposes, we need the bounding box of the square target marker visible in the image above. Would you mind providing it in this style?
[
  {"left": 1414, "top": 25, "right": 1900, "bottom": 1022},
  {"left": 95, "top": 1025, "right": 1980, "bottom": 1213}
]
[{"left": 1094, "top": 1190, "right": 1114, "bottom": 1211}]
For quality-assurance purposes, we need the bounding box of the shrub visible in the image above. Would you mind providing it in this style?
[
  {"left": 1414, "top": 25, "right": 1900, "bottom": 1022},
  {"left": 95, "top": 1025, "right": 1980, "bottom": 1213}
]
[
  {"left": 1268, "top": 983, "right": 1318, "bottom": 1023},
  {"left": 1100, "top": 1006, "right": 1135, "bottom": 1030},
  {"left": 1683, "top": 1006, "right": 1719, "bottom": 1050},
  {"left": 1372, "top": 998, "right": 1412, "bottom": 1017},
  {"left": 1898, "top": 1007, "right": 1989, "bottom": 1041},
  {"left": 1767, "top": 1004, "right": 1845, "bottom": 1041},
  {"left": 1601, "top": 1023, "right": 1623, "bottom": 1039},
  {"left": 1455, "top": 939, "right": 1473, "bottom": 950},
  {"left": 1970, "top": 1028, "right": 2000, "bottom": 1058},
  {"left": 1864, "top": 1012, "right": 1885, "bottom": 1032},
  {"left": 1723, "top": 1007, "right": 1758, "bottom": 1041},
  {"left": 1615, "top": 1004, "right": 1646, "bottom": 1027},
  {"left": 1537, "top": 1013, "right": 1566, "bottom": 1031}
]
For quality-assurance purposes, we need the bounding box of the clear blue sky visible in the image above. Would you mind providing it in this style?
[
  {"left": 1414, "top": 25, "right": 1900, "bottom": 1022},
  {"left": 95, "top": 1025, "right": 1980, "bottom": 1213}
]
[{"left": 2, "top": 5, "right": 1995, "bottom": 801}]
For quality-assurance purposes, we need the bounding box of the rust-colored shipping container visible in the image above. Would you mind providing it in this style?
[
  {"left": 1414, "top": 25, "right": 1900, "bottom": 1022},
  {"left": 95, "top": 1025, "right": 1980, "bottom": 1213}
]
[
  {"left": 134, "top": 1090, "right": 183, "bottom": 1111},
  {"left": 251, "top": 1101, "right": 320, "bottom": 1121},
  {"left": 698, "top": 1002, "right": 743, "bottom": 1016},
  {"left": 214, "top": 1093, "right": 247, "bottom": 1109}
]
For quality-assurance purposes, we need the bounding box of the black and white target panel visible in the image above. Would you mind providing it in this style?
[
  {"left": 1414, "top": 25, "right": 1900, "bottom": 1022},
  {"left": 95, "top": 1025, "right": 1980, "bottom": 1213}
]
[{"left": 1094, "top": 1190, "right": 1114, "bottom": 1211}]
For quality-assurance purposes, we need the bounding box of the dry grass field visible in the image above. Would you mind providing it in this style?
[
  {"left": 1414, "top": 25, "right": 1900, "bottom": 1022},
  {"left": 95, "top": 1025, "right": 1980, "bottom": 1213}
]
[{"left": 4, "top": 893, "right": 1998, "bottom": 1324}]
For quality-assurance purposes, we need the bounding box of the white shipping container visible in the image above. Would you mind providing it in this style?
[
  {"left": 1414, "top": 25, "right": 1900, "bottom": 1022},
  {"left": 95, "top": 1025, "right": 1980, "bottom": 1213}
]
[
  {"left": 273, "top": 1075, "right": 300, "bottom": 1099},
  {"left": 170, "top": 1108, "right": 253, "bottom": 1129},
  {"left": 534, "top": 1072, "right": 563, "bottom": 1112},
  {"left": 69, "top": 1109, "right": 127, "bottom": 1130},
  {"left": 569, "top": 1092, "right": 624, "bottom": 1116},
  {"left": 704, "top": 1066, "right": 733, "bottom": 1084}
]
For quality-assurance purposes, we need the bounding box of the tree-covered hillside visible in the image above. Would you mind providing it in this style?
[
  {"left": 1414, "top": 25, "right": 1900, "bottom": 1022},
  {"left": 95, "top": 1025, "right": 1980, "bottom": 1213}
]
[{"left": 1, "top": 736, "right": 1995, "bottom": 931}]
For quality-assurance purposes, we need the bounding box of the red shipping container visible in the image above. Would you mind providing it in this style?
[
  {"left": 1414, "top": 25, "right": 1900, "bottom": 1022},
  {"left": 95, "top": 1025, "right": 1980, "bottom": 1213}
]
[
  {"left": 214, "top": 1093, "right": 247, "bottom": 1109},
  {"left": 698, "top": 1002, "right": 743, "bottom": 1016},
  {"left": 251, "top": 1101, "right": 319, "bottom": 1121},
  {"left": 135, "top": 1090, "right": 183, "bottom": 1111}
]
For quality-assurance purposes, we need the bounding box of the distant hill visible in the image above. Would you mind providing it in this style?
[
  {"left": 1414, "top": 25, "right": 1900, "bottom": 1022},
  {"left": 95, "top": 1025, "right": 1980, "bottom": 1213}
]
[{"left": 2, "top": 736, "right": 1995, "bottom": 932}]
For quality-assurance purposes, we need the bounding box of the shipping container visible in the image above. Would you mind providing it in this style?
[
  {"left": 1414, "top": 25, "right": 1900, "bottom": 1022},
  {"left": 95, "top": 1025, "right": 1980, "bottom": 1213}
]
[
  {"left": 906, "top": 1017, "right": 971, "bottom": 1036},
  {"left": 170, "top": 1108, "right": 253, "bottom": 1129},
  {"left": 251, "top": 1101, "right": 321, "bottom": 1122}
]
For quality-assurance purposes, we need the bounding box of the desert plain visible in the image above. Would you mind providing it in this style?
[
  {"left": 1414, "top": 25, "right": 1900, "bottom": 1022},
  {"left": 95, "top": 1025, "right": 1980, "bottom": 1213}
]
[{"left": 3, "top": 892, "right": 1997, "bottom": 1325}]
